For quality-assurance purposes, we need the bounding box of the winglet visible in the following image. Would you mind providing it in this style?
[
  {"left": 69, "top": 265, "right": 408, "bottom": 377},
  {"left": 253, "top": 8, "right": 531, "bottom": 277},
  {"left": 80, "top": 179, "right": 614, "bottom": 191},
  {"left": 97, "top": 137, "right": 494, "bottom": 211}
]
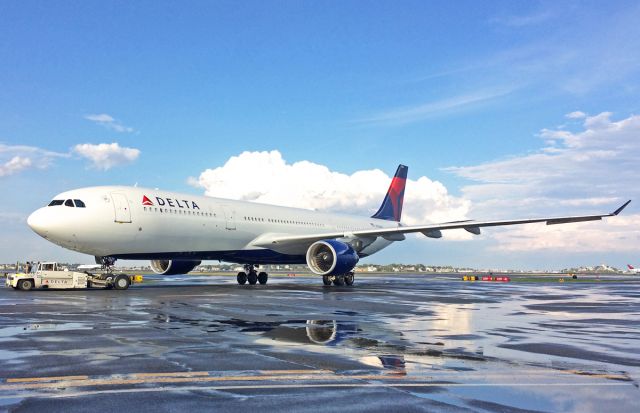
[{"left": 612, "top": 200, "right": 631, "bottom": 216}]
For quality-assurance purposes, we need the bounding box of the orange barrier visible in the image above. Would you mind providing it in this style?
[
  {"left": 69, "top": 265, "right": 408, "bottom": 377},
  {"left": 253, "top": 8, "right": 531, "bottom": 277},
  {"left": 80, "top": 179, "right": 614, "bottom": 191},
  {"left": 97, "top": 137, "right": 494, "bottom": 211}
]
[{"left": 476, "top": 276, "right": 511, "bottom": 282}]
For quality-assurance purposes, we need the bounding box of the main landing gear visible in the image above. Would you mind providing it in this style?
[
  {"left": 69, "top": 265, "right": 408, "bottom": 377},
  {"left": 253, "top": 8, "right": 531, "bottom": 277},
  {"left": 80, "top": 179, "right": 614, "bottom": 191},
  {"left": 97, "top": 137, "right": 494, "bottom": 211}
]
[
  {"left": 237, "top": 264, "right": 268, "bottom": 286},
  {"left": 322, "top": 272, "right": 355, "bottom": 287}
]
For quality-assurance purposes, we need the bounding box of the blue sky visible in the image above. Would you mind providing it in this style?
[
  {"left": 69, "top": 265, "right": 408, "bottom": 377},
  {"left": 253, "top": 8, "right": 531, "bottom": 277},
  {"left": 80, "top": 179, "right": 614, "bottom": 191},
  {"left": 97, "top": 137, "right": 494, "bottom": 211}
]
[{"left": 1, "top": 1, "right": 639, "bottom": 269}]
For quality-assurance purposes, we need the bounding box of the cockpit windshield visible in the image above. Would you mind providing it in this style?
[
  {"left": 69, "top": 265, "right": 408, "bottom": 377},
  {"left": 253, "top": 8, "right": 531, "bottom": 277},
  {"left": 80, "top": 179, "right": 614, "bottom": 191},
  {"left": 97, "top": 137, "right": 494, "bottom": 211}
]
[{"left": 48, "top": 199, "right": 86, "bottom": 207}]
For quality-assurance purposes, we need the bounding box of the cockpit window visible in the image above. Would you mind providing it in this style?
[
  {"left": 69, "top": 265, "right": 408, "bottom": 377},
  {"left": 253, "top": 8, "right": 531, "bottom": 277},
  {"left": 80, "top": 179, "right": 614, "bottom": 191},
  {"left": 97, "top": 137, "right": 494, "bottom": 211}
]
[
  {"left": 64, "top": 199, "right": 74, "bottom": 207},
  {"left": 74, "top": 199, "right": 86, "bottom": 208},
  {"left": 48, "top": 200, "right": 64, "bottom": 206}
]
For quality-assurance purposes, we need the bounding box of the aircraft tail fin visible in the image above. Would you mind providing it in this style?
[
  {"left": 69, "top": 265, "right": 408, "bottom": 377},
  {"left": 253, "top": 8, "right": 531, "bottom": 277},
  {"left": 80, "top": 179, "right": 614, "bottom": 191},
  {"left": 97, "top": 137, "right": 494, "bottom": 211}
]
[
  {"left": 629, "top": 264, "right": 635, "bottom": 270},
  {"left": 371, "top": 165, "right": 408, "bottom": 222}
]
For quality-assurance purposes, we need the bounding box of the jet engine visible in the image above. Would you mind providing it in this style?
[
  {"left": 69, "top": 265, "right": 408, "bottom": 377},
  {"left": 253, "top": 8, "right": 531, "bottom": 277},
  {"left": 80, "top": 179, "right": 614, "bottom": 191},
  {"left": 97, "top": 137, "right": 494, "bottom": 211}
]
[
  {"left": 150, "top": 259, "right": 201, "bottom": 275},
  {"left": 306, "top": 240, "right": 359, "bottom": 276}
]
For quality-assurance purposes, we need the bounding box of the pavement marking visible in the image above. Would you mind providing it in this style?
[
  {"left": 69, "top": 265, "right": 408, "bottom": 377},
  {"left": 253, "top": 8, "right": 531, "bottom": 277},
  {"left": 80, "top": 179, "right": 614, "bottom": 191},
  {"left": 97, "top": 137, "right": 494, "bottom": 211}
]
[
  {"left": 564, "top": 369, "right": 632, "bottom": 381},
  {"left": 2, "top": 366, "right": 635, "bottom": 394},
  {"left": 0, "top": 373, "right": 400, "bottom": 391},
  {"left": 1, "top": 367, "right": 633, "bottom": 391},
  {"left": 130, "top": 371, "right": 209, "bottom": 378},
  {"left": 6, "top": 375, "right": 89, "bottom": 383},
  {"left": 257, "top": 369, "right": 333, "bottom": 375},
  {"left": 0, "top": 381, "right": 633, "bottom": 400}
]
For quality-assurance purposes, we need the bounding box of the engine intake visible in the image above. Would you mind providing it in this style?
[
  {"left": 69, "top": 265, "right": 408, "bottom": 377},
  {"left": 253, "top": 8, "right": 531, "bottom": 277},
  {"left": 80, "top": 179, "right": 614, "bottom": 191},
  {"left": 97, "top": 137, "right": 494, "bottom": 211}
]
[
  {"left": 150, "top": 259, "right": 201, "bottom": 275},
  {"left": 306, "top": 240, "right": 359, "bottom": 276}
]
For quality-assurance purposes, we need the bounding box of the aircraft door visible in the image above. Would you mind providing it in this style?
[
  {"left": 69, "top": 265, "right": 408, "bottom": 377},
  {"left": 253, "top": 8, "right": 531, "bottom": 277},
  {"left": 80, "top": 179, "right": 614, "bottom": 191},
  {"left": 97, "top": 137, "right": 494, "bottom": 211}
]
[
  {"left": 111, "top": 193, "right": 132, "bottom": 223},
  {"left": 221, "top": 205, "right": 236, "bottom": 230}
]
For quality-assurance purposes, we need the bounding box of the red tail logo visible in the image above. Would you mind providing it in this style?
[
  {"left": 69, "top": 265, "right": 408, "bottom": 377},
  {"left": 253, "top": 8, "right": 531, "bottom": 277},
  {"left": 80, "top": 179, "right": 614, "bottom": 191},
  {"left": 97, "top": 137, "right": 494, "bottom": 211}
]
[
  {"left": 142, "top": 195, "right": 153, "bottom": 206},
  {"left": 629, "top": 264, "right": 635, "bottom": 270}
]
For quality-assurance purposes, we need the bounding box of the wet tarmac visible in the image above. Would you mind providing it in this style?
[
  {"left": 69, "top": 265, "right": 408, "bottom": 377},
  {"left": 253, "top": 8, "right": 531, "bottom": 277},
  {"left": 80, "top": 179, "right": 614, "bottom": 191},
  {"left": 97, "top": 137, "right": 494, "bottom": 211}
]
[{"left": 1, "top": 274, "right": 639, "bottom": 412}]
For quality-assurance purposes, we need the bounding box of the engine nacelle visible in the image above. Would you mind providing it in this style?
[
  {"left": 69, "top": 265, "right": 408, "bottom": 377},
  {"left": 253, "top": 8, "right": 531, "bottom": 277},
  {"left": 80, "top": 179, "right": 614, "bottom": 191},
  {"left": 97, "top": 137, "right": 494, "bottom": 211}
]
[
  {"left": 306, "top": 240, "right": 359, "bottom": 276},
  {"left": 150, "top": 259, "right": 201, "bottom": 275}
]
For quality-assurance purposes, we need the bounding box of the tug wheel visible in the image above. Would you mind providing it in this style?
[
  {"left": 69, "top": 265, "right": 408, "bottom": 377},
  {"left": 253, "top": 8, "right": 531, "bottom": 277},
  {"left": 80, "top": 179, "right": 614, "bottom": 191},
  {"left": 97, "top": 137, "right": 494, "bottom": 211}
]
[
  {"left": 18, "top": 279, "right": 34, "bottom": 291},
  {"left": 113, "top": 274, "right": 131, "bottom": 290}
]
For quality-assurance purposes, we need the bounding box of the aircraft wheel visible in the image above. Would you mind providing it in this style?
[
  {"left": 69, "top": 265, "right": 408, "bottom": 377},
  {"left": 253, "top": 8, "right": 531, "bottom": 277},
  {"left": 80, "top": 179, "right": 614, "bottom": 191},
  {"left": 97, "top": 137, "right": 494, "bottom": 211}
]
[
  {"left": 18, "top": 279, "right": 34, "bottom": 291},
  {"left": 248, "top": 271, "right": 258, "bottom": 285},
  {"left": 113, "top": 274, "right": 131, "bottom": 290},
  {"left": 237, "top": 272, "right": 247, "bottom": 285},
  {"left": 322, "top": 276, "right": 332, "bottom": 286},
  {"left": 258, "top": 272, "right": 268, "bottom": 285},
  {"left": 344, "top": 272, "right": 355, "bottom": 286},
  {"left": 333, "top": 276, "right": 345, "bottom": 286}
]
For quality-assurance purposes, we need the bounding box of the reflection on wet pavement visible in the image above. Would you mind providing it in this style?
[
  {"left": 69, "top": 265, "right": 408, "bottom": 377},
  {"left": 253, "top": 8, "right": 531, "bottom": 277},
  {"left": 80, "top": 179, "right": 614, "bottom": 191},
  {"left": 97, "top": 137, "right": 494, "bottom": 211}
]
[{"left": 0, "top": 274, "right": 639, "bottom": 412}]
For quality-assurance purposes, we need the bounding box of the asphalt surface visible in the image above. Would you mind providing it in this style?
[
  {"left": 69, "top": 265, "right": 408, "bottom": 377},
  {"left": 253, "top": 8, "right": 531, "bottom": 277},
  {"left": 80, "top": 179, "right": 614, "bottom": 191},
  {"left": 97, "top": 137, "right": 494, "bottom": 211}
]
[{"left": 1, "top": 274, "right": 639, "bottom": 412}]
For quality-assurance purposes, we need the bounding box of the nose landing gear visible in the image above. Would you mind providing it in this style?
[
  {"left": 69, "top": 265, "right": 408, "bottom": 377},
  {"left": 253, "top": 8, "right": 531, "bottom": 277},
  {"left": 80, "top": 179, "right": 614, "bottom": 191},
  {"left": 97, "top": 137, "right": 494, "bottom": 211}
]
[{"left": 237, "top": 264, "right": 269, "bottom": 286}]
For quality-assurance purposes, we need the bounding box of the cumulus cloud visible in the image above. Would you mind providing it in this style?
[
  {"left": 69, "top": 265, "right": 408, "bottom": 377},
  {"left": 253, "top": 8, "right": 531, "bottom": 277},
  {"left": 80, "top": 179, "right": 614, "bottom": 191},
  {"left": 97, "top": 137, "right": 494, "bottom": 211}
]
[
  {"left": 446, "top": 111, "right": 640, "bottom": 251},
  {"left": 565, "top": 111, "right": 586, "bottom": 119},
  {"left": 190, "top": 150, "right": 471, "bottom": 238},
  {"left": 73, "top": 142, "right": 140, "bottom": 170},
  {"left": 84, "top": 113, "right": 134, "bottom": 133},
  {"left": 0, "top": 143, "right": 68, "bottom": 177},
  {"left": 0, "top": 156, "right": 32, "bottom": 177}
]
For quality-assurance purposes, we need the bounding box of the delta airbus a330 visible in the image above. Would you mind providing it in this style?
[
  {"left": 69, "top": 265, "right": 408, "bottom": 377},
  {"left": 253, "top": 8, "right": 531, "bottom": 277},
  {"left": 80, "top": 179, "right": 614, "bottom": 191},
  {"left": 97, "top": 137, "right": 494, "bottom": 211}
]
[{"left": 27, "top": 165, "right": 630, "bottom": 286}]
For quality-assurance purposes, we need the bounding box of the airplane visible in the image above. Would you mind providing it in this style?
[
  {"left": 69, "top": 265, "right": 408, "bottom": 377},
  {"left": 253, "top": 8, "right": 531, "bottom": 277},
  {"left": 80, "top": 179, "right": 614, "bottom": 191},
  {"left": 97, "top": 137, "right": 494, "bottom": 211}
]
[
  {"left": 627, "top": 265, "right": 640, "bottom": 274},
  {"left": 26, "top": 164, "right": 631, "bottom": 287}
]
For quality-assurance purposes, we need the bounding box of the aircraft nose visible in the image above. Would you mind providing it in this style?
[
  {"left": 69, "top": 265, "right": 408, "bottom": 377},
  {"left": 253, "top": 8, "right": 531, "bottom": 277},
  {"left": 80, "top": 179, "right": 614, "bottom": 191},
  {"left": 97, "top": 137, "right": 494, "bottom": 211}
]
[{"left": 27, "top": 208, "right": 49, "bottom": 237}]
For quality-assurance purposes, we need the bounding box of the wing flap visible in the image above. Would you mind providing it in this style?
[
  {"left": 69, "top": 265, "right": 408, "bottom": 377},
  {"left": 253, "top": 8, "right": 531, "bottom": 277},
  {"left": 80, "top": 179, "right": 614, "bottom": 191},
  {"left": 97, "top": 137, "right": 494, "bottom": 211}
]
[{"left": 546, "top": 216, "right": 602, "bottom": 225}]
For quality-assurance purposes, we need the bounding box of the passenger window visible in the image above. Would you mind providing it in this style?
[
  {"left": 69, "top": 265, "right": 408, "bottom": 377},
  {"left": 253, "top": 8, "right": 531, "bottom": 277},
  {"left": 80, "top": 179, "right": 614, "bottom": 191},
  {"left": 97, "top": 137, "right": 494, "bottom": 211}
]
[
  {"left": 74, "top": 199, "right": 86, "bottom": 208},
  {"left": 48, "top": 200, "right": 64, "bottom": 206},
  {"left": 64, "top": 199, "right": 74, "bottom": 207}
]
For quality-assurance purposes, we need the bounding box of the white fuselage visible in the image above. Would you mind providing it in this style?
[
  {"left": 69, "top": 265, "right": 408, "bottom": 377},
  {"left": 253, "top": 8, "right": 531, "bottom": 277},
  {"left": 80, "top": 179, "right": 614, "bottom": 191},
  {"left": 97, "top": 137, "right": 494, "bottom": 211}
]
[{"left": 27, "top": 186, "right": 397, "bottom": 264}]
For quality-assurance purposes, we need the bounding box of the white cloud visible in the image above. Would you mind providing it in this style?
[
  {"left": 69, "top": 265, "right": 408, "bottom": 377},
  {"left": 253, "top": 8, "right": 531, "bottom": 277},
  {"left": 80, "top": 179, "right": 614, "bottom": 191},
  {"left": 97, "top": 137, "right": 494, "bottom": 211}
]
[
  {"left": 190, "top": 150, "right": 471, "bottom": 239},
  {"left": 446, "top": 112, "right": 640, "bottom": 251},
  {"left": 85, "top": 114, "right": 115, "bottom": 123},
  {"left": 488, "top": 214, "right": 640, "bottom": 253},
  {"left": 565, "top": 111, "right": 586, "bottom": 119},
  {"left": 73, "top": 142, "right": 140, "bottom": 170},
  {"left": 356, "top": 88, "right": 514, "bottom": 126},
  {"left": 0, "top": 143, "right": 68, "bottom": 177},
  {"left": 84, "top": 113, "right": 134, "bottom": 133},
  {"left": 0, "top": 156, "right": 32, "bottom": 177}
]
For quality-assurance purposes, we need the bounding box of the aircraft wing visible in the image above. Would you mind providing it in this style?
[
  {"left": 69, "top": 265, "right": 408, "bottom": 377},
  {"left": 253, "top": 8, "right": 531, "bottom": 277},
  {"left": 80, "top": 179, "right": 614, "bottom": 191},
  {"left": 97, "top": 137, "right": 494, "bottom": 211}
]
[{"left": 251, "top": 200, "right": 631, "bottom": 254}]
